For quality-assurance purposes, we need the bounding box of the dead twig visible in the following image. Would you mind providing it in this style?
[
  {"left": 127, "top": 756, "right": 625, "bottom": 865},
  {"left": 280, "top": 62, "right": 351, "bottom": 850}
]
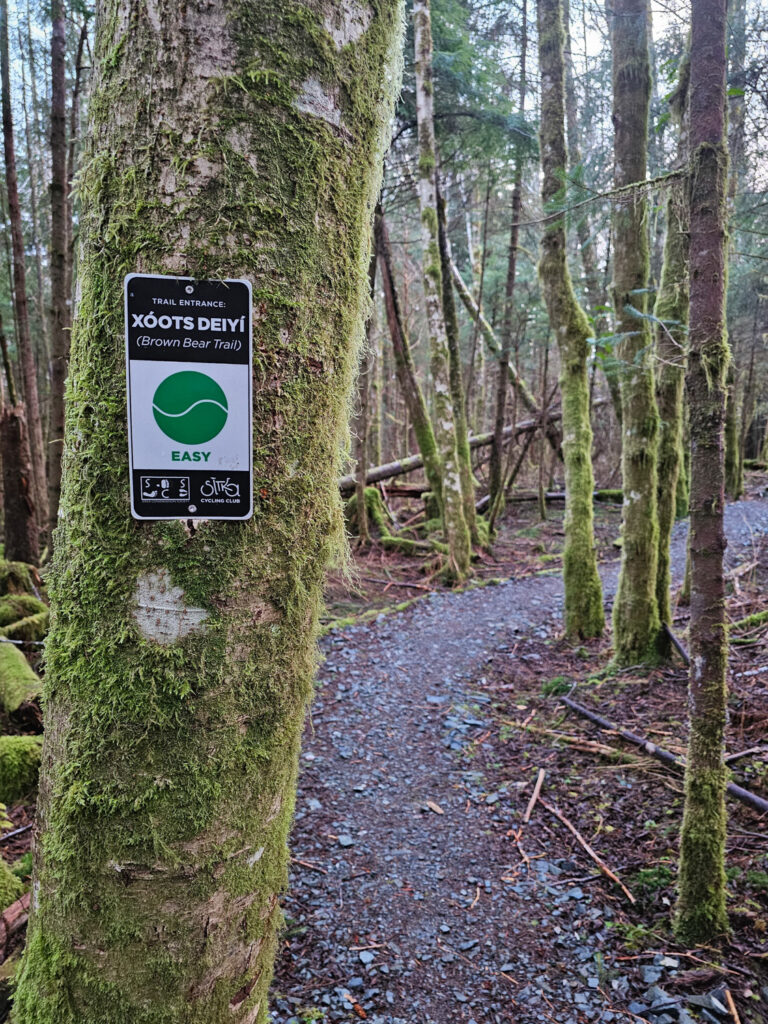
[
  {"left": 539, "top": 799, "right": 636, "bottom": 904},
  {"left": 523, "top": 768, "right": 546, "bottom": 824},
  {"left": 724, "top": 988, "right": 742, "bottom": 1024},
  {"left": 560, "top": 695, "right": 768, "bottom": 815}
]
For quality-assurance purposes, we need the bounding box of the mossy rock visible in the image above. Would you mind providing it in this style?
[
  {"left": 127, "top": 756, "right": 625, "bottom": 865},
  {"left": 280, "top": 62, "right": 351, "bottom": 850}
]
[
  {"left": 0, "top": 857, "right": 22, "bottom": 913},
  {"left": 0, "top": 610, "right": 49, "bottom": 643},
  {"left": 0, "top": 596, "right": 46, "bottom": 628},
  {"left": 0, "top": 562, "right": 42, "bottom": 598},
  {"left": 0, "top": 735, "right": 43, "bottom": 804},
  {"left": 0, "top": 645, "right": 41, "bottom": 715}
]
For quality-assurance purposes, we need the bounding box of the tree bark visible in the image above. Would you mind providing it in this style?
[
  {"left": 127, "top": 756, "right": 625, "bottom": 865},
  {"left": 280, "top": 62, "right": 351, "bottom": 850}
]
[
  {"left": 413, "top": 0, "right": 471, "bottom": 581},
  {"left": 489, "top": 0, "right": 527, "bottom": 531},
  {"left": 0, "top": 0, "right": 46, "bottom": 545},
  {"left": 674, "top": 0, "right": 730, "bottom": 946},
  {"left": 0, "top": 402, "right": 39, "bottom": 565},
  {"left": 46, "top": 0, "right": 68, "bottom": 547},
  {"left": 537, "top": 0, "right": 604, "bottom": 639},
  {"left": 354, "top": 254, "right": 378, "bottom": 547},
  {"left": 437, "top": 189, "right": 478, "bottom": 543},
  {"left": 654, "top": 56, "right": 689, "bottom": 642},
  {"left": 375, "top": 209, "right": 444, "bottom": 512},
  {"left": 13, "top": 2, "right": 404, "bottom": 1021},
  {"left": 609, "top": 0, "right": 661, "bottom": 664}
]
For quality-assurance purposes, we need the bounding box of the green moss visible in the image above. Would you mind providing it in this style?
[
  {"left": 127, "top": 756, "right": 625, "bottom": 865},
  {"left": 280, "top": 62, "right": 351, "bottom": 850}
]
[
  {"left": 0, "top": 857, "right": 22, "bottom": 911},
  {"left": 0, "top": 562, "right": 40, "bottom": 598},
  {"left": 0, "top": 610, "right": 49, "bottom": 642},
  {"left": 0, "top": 734, "right": 42, "bottom": 803},
  {"left": 13, "top": 2, "right": 406, "bottom": 1022},
  {"left": 537, "top": 0, "right": 603, "bottom": 639},
  {"left": 0, "top": 643, "right": 41, "bottom": 713}
]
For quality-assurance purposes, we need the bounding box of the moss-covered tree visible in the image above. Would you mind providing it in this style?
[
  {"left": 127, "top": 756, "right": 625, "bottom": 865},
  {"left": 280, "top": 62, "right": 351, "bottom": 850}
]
[
  {"left": 655, "top": 55, "right": 689, "bottom": 642},
  {"left": 12, "top": 2, "right": 405, "bottom": 1021},
  {"left": 437, "top": 189, "right": 479, "bottom": 544},
  {"left": 375, "top": 208, "right": 445, "bottom": 512},
  {"left": 674, "top": 0, "right": 731, "bottom": 946},
  {"left": 609, "top": 0, "right": 661, "bottom": 664},
  {"left": 537, "top": 0, "right": 604, "bottom": 639},
  {"left": 413, "top": 0, "right": 472, "bottom": 580}
]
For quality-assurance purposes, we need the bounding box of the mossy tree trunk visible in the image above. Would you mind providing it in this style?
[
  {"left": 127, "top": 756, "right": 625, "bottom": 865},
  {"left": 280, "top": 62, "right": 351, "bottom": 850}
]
[
  {"left": 674, "top": 0, "right": 730, "bottom": 946},
  {"left": 13, "top": 2, "right": 404, "bottom": 1022},
  {"left": 563, "top": 0, "right": 621, "bottom": 430},
  {"left": 437, "top": 189, "right": 479, "bottom": 544},
  {"left": 375, "top": 209, "right": 444, "bottom": 513},
  {"left": 609, "top": 0, "right": 661, "bottom": 665},
  {"left": 655, "top": 56, "right": 689, "bottom": 643},
  {"left": 413, "top": 0, "right": 471, "bottom": 580},
  {"left": 537, "top": 0, "right": 604, "bottom": 640},
  {"left": 724, "top": 367, "right": 743, "bottom": 499}
]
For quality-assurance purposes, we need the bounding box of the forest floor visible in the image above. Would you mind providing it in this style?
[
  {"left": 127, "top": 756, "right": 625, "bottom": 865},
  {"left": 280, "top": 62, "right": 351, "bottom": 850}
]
[{"left": 269, "top": 477, "right": 768, "bottom": 1024}]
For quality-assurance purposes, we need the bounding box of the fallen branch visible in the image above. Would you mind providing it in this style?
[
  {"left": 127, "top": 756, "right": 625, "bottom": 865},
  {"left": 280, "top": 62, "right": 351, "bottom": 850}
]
[
  {"left": 524, "top": 768, "right": 546, "bottom": 823},
  {"left": 539, "top": 799, "right": 636, "bottom": 903},
  {"left": 724, "top": 988, "right": 742, "bottom": 1024},
  {"left": 339, "top": 411, "right": 564, "bottom": 495},
  {"left": 663, "top": 622, "right": 690, "bottom": 665},
  {"left": 561, "top": 696, "right": 768, "bottom": 816},
  {"left": 0, "top": 891, "right": 31, "bottom": 963}
]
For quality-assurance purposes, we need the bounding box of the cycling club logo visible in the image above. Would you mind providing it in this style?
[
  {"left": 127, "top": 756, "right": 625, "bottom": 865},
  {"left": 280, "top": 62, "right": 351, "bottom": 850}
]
[{"left": 152, "top": 370, "right": 228, "bottom": 445}]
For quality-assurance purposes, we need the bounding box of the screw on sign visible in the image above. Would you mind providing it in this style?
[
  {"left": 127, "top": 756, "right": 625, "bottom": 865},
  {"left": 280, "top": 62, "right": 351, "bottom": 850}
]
[{"left": 125, "top": 274, "right": 253, "bottom": 520}]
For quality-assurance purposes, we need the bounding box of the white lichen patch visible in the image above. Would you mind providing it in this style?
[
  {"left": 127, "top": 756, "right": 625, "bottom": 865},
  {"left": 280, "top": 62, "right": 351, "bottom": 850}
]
[
  {"left": 295, "top": 77, "right": 341, "bottom": 128},
  {"left": 323, "top": 0, "right": 373, "bottom": 49},
  {"left": 133, "top": 568, "right": 208, "bottom": 645}
]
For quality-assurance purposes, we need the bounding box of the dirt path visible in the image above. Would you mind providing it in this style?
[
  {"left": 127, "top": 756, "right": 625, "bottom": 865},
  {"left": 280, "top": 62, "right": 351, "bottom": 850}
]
[{"left": 270, "top": 501, "right": 768, "bottom": 1024}]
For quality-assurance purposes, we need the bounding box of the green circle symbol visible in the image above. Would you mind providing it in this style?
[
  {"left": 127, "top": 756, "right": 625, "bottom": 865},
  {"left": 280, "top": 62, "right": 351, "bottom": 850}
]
[{"left": 152, "top": 371, "right": 228, "bottom": 445}]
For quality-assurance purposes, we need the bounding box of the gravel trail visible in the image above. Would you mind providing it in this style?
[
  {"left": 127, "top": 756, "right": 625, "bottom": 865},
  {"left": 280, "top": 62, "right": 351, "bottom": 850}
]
[{"left": 270, "top": 500, "right": 768, "bottom": 1024}]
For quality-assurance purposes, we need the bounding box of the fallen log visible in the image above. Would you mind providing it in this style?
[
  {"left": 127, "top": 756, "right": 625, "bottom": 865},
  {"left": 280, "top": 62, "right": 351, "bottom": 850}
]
[
  {"left": 560, "top": 696, "right": 768, "bottom": 816},
  {"left": 339, "top": 413, "right": 557, "bottom": 495}
]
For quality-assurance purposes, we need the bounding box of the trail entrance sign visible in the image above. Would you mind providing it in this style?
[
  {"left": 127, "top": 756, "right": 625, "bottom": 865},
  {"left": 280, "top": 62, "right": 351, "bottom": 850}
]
[{"left": 125, "top": 274, "right": 253, "bottom": 520}]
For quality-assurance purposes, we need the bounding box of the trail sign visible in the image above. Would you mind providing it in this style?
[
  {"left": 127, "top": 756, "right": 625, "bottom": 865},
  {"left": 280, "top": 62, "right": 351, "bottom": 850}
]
[{"left": 125, "top": 274, "right": 253, "bottom": 520}]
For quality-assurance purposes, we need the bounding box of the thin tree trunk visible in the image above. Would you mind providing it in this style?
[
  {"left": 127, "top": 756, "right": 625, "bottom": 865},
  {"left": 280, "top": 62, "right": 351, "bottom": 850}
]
[
  {"left": 354, "top": 254, "right": 377, "bottom": 547},
  {"left": 65, "top": 22, "right": 88, "bottom": 310},
  {"left": 375, "top": 209, "right": 444, "bottom": 512},
  {"left": 674, "top": 0, "right": 730, "bottom": 946},
  {"left": 654, "top": 56, "right": 689, "bottom": 643},
  {"left": 1, "top": 401, "right": 39, "bottom": 565},
  {"left": 450, "top": 258, "right": 563, "bottom": 457},
  {"left": 437, "top": 188, "right": 478, "bottom": 543},
  {"left": 18, "top": 22, "right": 48, "bottom": 376},
  {"left": 563, "top": 0, "right": 621, "bottom": 429},
  {"left": 537, "top": 0, "right": 604, "bottom": 639},
  {"left": 489, "top": 0, "right": 527, "bottom": 531},
  {"left": 0, "top": 0, "right": 46, "bottom": 543},
  {"left": 413, "top": 0, "right": 471, "bottom": 581},
  {"left": 724, "top": 366, "right": 743, "bottom": 498},
  {"left": 46, "top": 0, "right": 68, "bottom": 546},
  {"left": 609, "top": 0, "right": 661, "bottom": 664},
  {"left": 13, "top": 2, "right": 404, "bottom": 1019}
]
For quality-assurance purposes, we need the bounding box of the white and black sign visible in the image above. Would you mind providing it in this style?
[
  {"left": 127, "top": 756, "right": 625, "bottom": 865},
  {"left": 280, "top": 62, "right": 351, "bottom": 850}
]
[{"left": 126, "top": 273, "right": 253, "bottom": 520}]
